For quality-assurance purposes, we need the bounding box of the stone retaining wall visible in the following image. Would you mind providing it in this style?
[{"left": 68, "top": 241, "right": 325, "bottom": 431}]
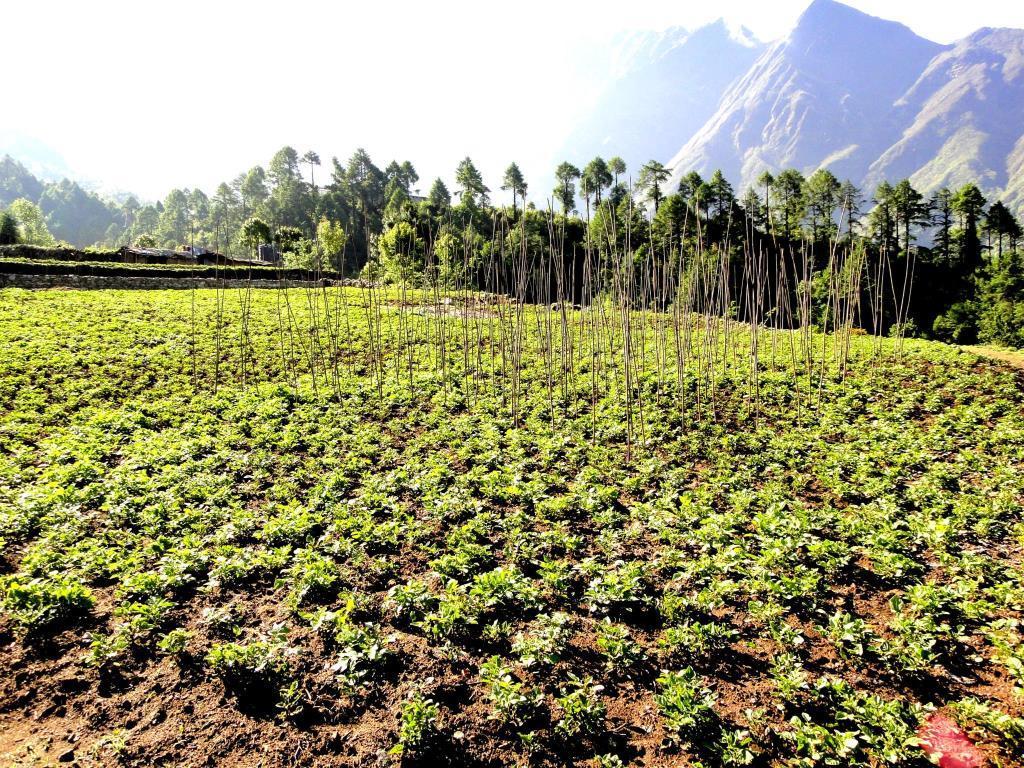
[{"left": 0, "top": 274, "right": 353, "bottom": 290}]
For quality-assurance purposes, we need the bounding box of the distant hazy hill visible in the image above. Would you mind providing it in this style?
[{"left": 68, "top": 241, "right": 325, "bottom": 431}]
[
  {"left": 560, "top": 20, "right": 764, "bottom": 177},
  {"left": 657, "top": 0, "right": 1024, "bottom": 212},
  {"left": 0, "top": 155, "right": 45, "bottom": 208},
  {"left": 0, "top": 134, "right": 76, "bottom": 184},
  {"left": 0, "top": 155, "right": 122, "bottom": 246}
]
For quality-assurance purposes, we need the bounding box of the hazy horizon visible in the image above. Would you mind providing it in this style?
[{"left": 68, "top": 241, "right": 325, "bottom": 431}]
[{"left": 7, "top": 0, "right": 1024, "bottom": 202}]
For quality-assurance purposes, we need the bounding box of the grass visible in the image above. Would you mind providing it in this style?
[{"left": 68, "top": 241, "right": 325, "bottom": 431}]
[
  {"left": 0, "top": 285, "right": 1023, "bottom": 766},
  {"left": 962, "top": 344, "right": 1024, "bottom": 369}
]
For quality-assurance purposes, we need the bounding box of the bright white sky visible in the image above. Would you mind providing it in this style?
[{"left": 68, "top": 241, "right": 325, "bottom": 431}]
[{"left": 6, "top": 0, "right": 1024, "bottom": 202}]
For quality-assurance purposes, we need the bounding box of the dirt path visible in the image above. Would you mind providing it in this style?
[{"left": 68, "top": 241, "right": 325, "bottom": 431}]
[{"left": 961, "top": 345, "right": 1024, "bottom": 369}]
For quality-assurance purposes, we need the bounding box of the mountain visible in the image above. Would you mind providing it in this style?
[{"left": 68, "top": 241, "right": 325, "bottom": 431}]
[
  {"left": 866, "top": 27, "right": 1024, "bottom": 211},
  {"left": 660, "top": 0, "right": 1024, "bottom": 214},
  {"left": 0, "top": 133, "right": 75, "bottom": 184},
  {"left": 0, "top": 155, "right": 45, "bottom": 209},
  {"left": 560, "top": 20, "right": 764, "bottom": 177},
  {"left": 0, "top": 155, "right": 122, "bottom": 246},
  {"left": 667, "top": 0, "right": 945, "bottom": 192}
]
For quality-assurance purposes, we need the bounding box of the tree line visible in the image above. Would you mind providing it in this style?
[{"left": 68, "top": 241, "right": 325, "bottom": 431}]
[{"left": 1, "top": 149, "right": 1022, "bottom": 348}]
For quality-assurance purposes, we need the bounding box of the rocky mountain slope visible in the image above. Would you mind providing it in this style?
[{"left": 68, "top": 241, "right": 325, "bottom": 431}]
[
  {"left": 560, "top": 20, "right": 764, "bottom": 177},
  {"left": 577, "top": 0, "right": 1024, "bottom": 212},
  {"left": 667, "top": 0, "right": 945, "bottom": 191},
  {"left": 865, "top": 26, "right": 1024, "bottom": 211}
]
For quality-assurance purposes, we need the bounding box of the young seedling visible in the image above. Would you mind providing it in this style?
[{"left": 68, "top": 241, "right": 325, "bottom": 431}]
[
  {"left": 655, "top": 668, "right": 718, "bottom": 744},
  {"left": 555, "top": 675, "right": 606, "bottom": 738},
  {"left": 479, "top": 655, "right": 541, "bottom": 727},
  {"left": 391, "top": 692, "right": 440, "bottom": 756}
]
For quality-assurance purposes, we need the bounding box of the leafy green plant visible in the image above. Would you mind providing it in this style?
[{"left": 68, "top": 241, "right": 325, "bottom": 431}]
[
  {"left": 584, "top": 561, "right": 649, "bottom": 616},
  {"left": 717, "top": 728, "right": 755, "bottom": 766},
  {"left": 276, "top": 680, "right": 305, "bottom": 721},
  {"left": 391, "top": 692, "right": 439, "bottom": 755},
  {"left": 479, "top": 656, "right": 541, "bottom": 727},
  {"left": 202, "top": 604, "right": 244, "bottom": 638},
  {"left": 659, "top": 620, "right": 736, "bottom": 659},
  {"left": 205, "top": 624, "right": 294, "bottom": 694},
  {"left": 770, "top": 653, "right": 809, "bottom": 702},
  {"left": 595, "top": 619, "right": 644, "bottom": 673},
  {"left": 86, "top": 630, "right": 131, "bottom": 669},
  {"left": 655, "top": 668, "right": 718, "bottom": 743},
  {"left": 282, "top": 548, "right": 341, "bottom": 607},
  {"left": 782, "top": 713, "right": 860, "bottom": 766},
  {"left": 512, "top": 611, "right": 571, "bottom": 668},
  {"left": 331, "top": 626, "right": 393, "bottom": 692},
  {"left": 538, "top": 558, "right": 574, "bottom": 595},
  {"left": 385, "top": 577, "right": 435, "bottom": 622},
  {"left": 309, "top": 602, "right": 394, "bottom": 692},
  {"left": 555, "top": 675, "right": 606, "bottom": 737},
  {"left": 954, "top": 697, "right": 1024, "bottom": 754},
  {"left": 90, "top": 729, "right": 129, "bottom": 761},
  {"left": 817, "top": 610, "right": 878, "bottom": 659},
  {"left": 469, "top": 565, "right": 540, "bottom": 612},
  {"left": 885, "top": 584, "right": 969, "bottom": 673},
  {"left": 3, "top": 577, "right": 94, "bottom": 632},
  {"left": 417, "top": 580, "right": 480, "bottom": 641},
  {"left": 157, "top": 628, "right": 191, "bottom": 656}
]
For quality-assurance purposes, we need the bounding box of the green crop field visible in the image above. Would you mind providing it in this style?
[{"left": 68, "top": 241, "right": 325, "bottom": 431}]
[{"left": 1, "top": 286, "right": 1023, "bottom": 767}]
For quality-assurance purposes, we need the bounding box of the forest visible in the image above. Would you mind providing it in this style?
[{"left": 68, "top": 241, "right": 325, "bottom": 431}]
[{"left": 2, "top": 147, "right": 1021, "bottom": 349}]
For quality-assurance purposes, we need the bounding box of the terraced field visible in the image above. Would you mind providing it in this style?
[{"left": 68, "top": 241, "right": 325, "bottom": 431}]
[{"left": 1, "top": 286, "right": 1023, "bottom": 767}]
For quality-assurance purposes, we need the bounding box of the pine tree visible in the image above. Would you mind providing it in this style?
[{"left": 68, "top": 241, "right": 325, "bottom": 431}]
[
  {"left": 757, "top": 171, "right": 775, "bottom": 234},
  {"left": 636, "top": 160, "right": 670, "bottom": 212},
  {"left": 804, "top": 169, "right": 841, "bottom": 242},
  {"left": 553, "top": 162, "right": 581, "bottom": 215},
  {"left": 427, "top": 179, "right": 451, "bottom": 210},
  {"left": 501, "top": 163, "right": 527, "bottom": 212},
  {"left": 952, "top": 184, "right": 987, "bottom": 270},
  {"left": 581, "top": 157, "right": 612, "bottom": 208},
  {"left": 771, "top": 170, "right": 806, "bottom": 240},
  {"left": 838, "top": 180, "right": 863, "bottom": 245},
  {"left": 984, "top": 201, "right": 1020, "bottom": 264},
  {"left": 891, "top": 179, "right": 929, "bottom": 256},
  {"left": 930, "top": 188, "right": 953, "bottom": 264},
  {"left": 870, "top": 182, "right": 897, "bottom": 253},
  {"left": 0, "top": 212, "right": 18, "bottom": 245},
  {"left": 455, "top": 157, "right": 489, "bottom": 208}
]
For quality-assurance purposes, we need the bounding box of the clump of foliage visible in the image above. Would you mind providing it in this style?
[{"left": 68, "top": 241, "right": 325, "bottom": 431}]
[
  {"left": 206, "top": 624, "right": 295, "bottom": 696},
  {"left": 655, "top": 668, "right": 719, "bottom": 744},
  {"left": 3, "top": 578, "right": 94, "bottom": 633},
  {"left": 391, "top": 692, "right": 439, "bottom": 755}
]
